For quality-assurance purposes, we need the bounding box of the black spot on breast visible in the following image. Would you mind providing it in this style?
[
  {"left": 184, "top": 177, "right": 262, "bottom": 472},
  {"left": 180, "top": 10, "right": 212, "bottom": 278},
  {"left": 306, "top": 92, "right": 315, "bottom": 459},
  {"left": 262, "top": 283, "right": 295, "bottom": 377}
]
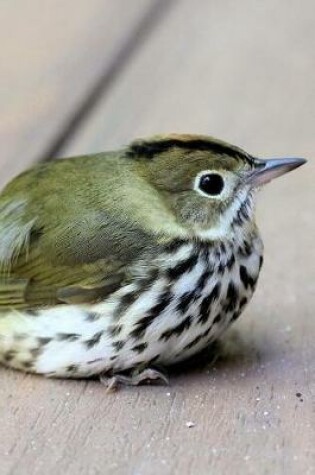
[
  {"left": 214, "top": 248, "right": 221, "bottom": 261},
  {"left": 84, "top": 331, "right": 103, "bottom": 349},
  {"left": 231, "top": 310, "right": 241, "bottom": 321},
  {"left": 132, "top": 342, "right": 148, "bottom": 353},
  {"left": 240, "top": 202, "right": 250, "bottom": 221},
  {"left": 227, "top": 281, "right": 237, "bottom": 301},
  {"left": 3, "top": 350, "right": 16, "bottom": 362},
  {"left": 85, "top": 312, "right": 101, "bottom": 322},
  {"left": 199, "top": 245, "right": 210, "bottom": 262},
  {"left": 233, "top": 210, "right": 244, "bottom": 227},
  {"left": 130, "top": 290, "right": 173, "bottom": 339},
  {"left": 176, "top": 291, "right": 195, "bottom": 314},
  {"left": 113, "top": 289, "right": 142, "bottom": 319},
  {"left": 217, "top": 262, "right": 225, "bottom": 275},
  {"left": 87, "top": 357, "right": 104, "bottom": 365},
  {"left": 198, "top": 300, "right": 211, "bottom": 325},
  {"left": 115, "top": 273, "right": 164, "bottom": 320},
  {"left": 198, "top": 282, "right": 222, "bottom": 324},
  {"left": 167, "top": 254, "right": 198, "bottom": 280},
  {"left": 226, "top": 253, "right": 235, "bottom": 270},
  {"left": 213, "top": 314, "right": 222, "bottom": 324},
  {"left": 239, "top": 265, "right": 255, "bottom": 289},
  {"left": 147, "top": 355, "right": 160, "bottom": 366},
  {"left": 130, "top": 323, "right": 148, "bottom": 340},
  {"left": 239, "top": 297, "right": 248, "bottom": 309},
  {"left": 184, "top": 333, "right": 204, "bottom": 351},
  {"left": 239, "top": 241, "right": 252, "bottom": 257},
  {"left": 113, "top": 340, "right": 125, "bottom": 351},
  {"left": 210, "top": 282, "right": 222, "bottom": 302},
  {"left": 30, "top": 347, "right": 42, "bottom": 359},
  {"left": 37, "top": 337, "right": 52, "bottom": 346},
  {"left": 108, "top": 324, "right": 122, "bottom": 337},
  {"left": 224, "top": 281, "right": 238, "bottom": 313},
  {"left": 219, "top": 242, "right": 226, "bottom": 255},
  {"left": 196, "top": 269, "right": 212, "bottom": 294},
  {"left": 150, "top": 290, "right": 173, "bottom": 315},
  {"left": 57, "top": 333, "right": 80, "bottom": 342},
  {"left": 159, "top": 315, "right": 192, "bottom": 341},
  {"left": 259, "top": 255, "right": 264, "bottom": 270},
  {"left": 202, "top": 325, "right": 213, "bottom": 338},
  {"left": 22, "top": 360, "right": 33, "bottom": 369},
  {"left": 67, "top": 364, "right": 79, "bottom": 373}
]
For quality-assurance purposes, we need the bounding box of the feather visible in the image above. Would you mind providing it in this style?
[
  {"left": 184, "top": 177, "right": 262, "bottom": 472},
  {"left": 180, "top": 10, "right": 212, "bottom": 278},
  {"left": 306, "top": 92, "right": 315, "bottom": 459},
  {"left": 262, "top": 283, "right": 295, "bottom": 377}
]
[{"left": 0, "top": 199, "right": 37, "bottom": 272}]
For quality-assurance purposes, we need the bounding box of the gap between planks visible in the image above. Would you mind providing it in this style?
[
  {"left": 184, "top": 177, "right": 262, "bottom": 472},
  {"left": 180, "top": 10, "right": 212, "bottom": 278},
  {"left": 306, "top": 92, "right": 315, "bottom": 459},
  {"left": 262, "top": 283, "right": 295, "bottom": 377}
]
[{"left": 39, "top": 0, "right": 176, "bottom": 164}]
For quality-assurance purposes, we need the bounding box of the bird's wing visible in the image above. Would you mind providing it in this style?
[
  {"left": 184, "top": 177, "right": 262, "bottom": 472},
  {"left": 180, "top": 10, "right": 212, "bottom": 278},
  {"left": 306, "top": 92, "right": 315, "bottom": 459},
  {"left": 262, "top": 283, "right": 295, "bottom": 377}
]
[{"left": 0, "top": 196, "right": 154, "bottom": 310}]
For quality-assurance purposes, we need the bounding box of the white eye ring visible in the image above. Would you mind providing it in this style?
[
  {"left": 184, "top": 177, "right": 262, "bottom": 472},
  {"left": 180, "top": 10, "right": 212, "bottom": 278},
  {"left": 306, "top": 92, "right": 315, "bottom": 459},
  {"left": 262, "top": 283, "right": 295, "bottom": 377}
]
[{"left": 194, "top": 170, "right": 226, "bottom": 199}]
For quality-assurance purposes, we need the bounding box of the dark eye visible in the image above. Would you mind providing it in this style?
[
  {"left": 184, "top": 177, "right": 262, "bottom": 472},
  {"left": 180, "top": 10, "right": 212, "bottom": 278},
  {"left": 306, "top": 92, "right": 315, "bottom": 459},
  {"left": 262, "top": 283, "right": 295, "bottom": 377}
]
[{"left": 198, "top": 173, "right": 224, "bottom": 196}]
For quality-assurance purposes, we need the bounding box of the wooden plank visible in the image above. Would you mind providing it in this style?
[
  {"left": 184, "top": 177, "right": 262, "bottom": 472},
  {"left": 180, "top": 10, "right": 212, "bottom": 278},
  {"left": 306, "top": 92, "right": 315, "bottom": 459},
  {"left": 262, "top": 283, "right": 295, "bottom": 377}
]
[
  {"left": 63, "top": 0, "right": 315, "bottom": 160},
  {"left": 0, "top": 0, "right": 156, "bottom": 189},
  {"left": 0, "top": 1, "right": 314, "bottom": 475}
]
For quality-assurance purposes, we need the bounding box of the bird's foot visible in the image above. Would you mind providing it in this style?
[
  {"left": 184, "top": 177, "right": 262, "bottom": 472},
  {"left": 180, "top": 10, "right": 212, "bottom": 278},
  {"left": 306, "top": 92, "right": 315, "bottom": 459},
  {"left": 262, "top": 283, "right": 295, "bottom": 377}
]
[{"left": 100, "top": 367, "right": 169, "bottom": 392}]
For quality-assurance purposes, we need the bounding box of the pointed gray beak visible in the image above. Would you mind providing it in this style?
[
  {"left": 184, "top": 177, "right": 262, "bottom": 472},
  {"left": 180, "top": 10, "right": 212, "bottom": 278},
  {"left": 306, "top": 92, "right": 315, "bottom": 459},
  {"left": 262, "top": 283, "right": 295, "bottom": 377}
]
[{"left": 246, "top": 157, "right": 307, "bottom": 187}]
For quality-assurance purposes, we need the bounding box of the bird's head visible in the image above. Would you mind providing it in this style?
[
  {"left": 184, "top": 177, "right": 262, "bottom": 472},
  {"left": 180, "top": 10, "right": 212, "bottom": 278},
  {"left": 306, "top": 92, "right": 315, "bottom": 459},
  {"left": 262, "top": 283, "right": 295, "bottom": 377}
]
[{"left": 127, "top": 134, "right": 306, "bottom": 243}]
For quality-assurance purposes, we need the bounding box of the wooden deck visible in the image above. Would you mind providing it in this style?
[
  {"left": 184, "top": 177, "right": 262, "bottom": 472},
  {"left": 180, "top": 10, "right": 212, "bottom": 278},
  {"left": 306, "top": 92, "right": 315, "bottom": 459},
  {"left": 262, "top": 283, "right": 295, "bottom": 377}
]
[{"left": 0, "top": 1, "right": 314, "bottom": 474}]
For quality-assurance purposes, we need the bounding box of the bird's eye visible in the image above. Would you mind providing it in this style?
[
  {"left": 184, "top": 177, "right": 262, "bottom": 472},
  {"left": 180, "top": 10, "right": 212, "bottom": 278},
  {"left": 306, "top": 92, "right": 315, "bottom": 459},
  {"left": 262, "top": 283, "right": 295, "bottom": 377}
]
[{"left": 198, "top": 173, "right": 224, "bottom": 196}]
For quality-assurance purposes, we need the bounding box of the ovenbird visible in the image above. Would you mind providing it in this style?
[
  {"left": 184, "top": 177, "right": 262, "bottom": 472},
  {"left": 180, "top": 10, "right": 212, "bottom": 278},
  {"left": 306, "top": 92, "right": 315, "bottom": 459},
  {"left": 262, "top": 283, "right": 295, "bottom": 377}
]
[{"left": 0, "top": 134, "right": 306, "bottom": 387}]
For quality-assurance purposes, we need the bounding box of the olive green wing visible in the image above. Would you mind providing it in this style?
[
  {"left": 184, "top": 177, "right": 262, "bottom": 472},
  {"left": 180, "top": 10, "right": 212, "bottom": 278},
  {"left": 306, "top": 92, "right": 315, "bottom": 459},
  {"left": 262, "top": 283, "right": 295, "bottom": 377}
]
[
  {"left": 0, "top": 196, "right": 154, "bottom": 310},
  {"left": 0, "top": 252, "right": 127, "bottom": 309},
  {"left": 0, "top": 245, "right": 128, "bottom": 310}
]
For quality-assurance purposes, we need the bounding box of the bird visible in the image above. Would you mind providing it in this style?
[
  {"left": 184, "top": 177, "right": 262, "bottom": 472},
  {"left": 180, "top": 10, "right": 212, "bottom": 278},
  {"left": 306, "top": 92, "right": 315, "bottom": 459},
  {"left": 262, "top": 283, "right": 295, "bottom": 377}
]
[{"left": 0, "top": 134, "right": 306, "bottom": 388}]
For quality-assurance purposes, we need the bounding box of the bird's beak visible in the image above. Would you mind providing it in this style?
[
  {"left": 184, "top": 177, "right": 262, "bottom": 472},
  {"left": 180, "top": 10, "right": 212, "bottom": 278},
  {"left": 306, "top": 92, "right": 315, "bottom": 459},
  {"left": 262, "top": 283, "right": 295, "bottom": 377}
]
[{"left": 246, "top": 157, "right": 307, "bottom": 187}]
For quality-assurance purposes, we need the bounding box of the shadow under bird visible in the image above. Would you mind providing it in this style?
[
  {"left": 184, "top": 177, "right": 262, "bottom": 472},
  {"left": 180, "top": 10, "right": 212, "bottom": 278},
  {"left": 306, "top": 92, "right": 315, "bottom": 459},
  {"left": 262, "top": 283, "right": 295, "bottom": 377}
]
[{"left": 0, "top": 134, "right": 306, "bottom": 388}]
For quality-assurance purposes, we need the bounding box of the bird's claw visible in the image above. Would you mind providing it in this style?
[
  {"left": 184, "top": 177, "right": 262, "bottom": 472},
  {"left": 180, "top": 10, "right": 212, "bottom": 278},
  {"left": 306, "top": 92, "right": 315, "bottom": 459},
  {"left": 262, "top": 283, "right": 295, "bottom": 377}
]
[{"left": 100, "top": 367, "right": 169, "bottom": 392}]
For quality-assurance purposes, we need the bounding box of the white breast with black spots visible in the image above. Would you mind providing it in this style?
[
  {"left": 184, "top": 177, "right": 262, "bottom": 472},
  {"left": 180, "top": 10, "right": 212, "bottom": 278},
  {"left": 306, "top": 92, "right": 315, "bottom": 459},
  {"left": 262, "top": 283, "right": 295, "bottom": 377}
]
[
  {"left": 8, "top": 237, "right": 263, "bottom": 378},
  {"left": 109, "top": 236, "right": 263, "bottom": 370}
]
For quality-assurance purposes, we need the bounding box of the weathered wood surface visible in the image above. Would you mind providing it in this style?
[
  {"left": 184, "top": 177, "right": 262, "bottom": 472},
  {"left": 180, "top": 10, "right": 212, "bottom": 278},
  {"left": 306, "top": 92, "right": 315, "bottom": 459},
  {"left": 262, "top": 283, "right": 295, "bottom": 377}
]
[
  {"left": 0, "top": 0, "right": 162, "bottom": 188},
  {"left": 0, "top": 1, "right": 314, "bottom": 474}
]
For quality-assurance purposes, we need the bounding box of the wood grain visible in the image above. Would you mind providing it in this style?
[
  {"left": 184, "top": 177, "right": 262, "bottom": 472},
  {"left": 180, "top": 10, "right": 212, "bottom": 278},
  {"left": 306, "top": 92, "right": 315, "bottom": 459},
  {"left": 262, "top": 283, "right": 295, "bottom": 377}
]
[
  {"left": 0, "top": 1, "right": 314, "bottom": 474},
  {"left": 0, "top": 0, "right": 155, "bottom": 188},
  {"left": 63, "top": 0, "right": 315, "bottom": 160}
]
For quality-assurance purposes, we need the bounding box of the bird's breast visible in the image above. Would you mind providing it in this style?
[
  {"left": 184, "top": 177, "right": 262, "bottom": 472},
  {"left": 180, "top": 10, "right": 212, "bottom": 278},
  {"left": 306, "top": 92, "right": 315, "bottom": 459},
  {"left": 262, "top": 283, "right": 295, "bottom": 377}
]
[
  {"left": 3, "top": 234, "right": 263, "bottom": 377},
  {"left": 110, "top": 234, "right": 264, "bottom": 369}
]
